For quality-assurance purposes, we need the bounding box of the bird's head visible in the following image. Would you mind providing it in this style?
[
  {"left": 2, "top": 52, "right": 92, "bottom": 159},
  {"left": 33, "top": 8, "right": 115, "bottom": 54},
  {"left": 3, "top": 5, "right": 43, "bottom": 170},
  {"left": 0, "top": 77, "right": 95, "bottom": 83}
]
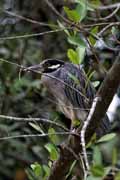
[{"left": 27, "top": 59, "right": 65, "bottom": 74}]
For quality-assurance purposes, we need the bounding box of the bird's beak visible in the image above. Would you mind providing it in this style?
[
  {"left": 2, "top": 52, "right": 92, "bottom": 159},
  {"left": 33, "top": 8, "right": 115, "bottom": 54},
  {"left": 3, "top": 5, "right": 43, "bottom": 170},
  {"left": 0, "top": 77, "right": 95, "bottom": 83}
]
[{"left": 24, "top": 64, "right": 43, "bottom": 74}]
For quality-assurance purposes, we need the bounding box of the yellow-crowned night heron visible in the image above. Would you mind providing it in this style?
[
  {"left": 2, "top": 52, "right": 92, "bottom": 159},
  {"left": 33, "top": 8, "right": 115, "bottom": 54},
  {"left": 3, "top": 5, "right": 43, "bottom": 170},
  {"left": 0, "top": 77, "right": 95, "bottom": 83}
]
[{"left": 28, "top": 59, "right": 110, "bottom": 137}]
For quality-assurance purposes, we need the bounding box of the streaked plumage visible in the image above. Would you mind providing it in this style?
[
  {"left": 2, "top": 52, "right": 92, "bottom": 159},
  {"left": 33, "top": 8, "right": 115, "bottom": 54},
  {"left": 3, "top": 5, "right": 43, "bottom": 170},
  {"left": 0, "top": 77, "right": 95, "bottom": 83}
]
[{"left": 28, "top": 59, "right": 110, "bottom": 137}]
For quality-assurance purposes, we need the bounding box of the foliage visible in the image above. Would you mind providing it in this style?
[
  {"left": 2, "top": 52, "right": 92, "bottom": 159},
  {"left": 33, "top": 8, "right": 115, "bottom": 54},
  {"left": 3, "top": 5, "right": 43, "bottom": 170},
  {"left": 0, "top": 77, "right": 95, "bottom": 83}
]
[{"left": 0, "top": 0, "right": 120, "bottom": 179}]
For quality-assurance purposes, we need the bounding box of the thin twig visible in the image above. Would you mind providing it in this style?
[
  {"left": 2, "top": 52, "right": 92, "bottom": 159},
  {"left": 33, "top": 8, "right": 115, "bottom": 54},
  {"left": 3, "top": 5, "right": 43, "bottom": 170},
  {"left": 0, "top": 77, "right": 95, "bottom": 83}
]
[
  {"left": 0, "top": 132, "right": 73, "bottom": 141},
  {"left": 93, "top": 6, "right": 120, "bottom": 21},
  {"left": 0, "top": 59, "right": 90, "bottom": 117},
  {"left": 0, "top": 115, "right": 68, "bottom": 131},
  {"left": 48, "top": 52, "right": 120, "bottom": 180},
  {"left": 1, "top": 9, "right": 59, "bottom": 28},
  {"left": 94, "top": 3, "right": 120, "bottom": 10},
  {"left": 98, "top": 22, "right": 120, "bottom": 36},
  {"left": 44, "top": 0, "right": 100, "bottom": 41},
  {"left": 80, "top": 52, "right": 120, "bottom": 172},
  {"left": 45, "top": 96, "right": 90, "bottom": 111},
  {"left": 26, "top": 68, "right": 89, "bottom": 102},
  {"left": 0, "top": 58, "right": 89, "bottom": 106},
  {"left": 0, "top": 58, "right": 25, "bottom": 69},
  {"left": 83, "top": 22, "right": 116, "bottom": 28},
  {"left": 0, "top": 29, "right": 68, "bottom": 40},
  {"left": 44, "top": 0, "right": 70, "bottom": 24},
  {"left": 80, "top": 97, "right": 100, "bottom": 171}
]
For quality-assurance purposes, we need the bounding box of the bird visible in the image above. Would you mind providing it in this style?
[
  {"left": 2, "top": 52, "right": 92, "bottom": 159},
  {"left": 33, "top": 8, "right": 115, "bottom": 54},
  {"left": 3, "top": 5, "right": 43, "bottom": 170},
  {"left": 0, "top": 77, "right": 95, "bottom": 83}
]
[{"left": 27, "top": 59, "right": 110, "bottom": 138}]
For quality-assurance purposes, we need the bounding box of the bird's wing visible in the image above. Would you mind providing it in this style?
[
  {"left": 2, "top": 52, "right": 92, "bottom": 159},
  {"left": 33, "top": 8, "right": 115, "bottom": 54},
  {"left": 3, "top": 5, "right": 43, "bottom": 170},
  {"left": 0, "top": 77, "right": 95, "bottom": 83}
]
[{"left": 63, "top": 63, "right": 95, "bottom": 109}]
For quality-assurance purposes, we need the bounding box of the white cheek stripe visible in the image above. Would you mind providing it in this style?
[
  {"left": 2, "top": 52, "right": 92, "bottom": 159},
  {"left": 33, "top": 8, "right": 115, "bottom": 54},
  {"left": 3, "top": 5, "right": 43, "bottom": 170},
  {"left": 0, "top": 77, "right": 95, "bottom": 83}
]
[{"left": 48, "top": 64, "right": 61, "bottom": 69}]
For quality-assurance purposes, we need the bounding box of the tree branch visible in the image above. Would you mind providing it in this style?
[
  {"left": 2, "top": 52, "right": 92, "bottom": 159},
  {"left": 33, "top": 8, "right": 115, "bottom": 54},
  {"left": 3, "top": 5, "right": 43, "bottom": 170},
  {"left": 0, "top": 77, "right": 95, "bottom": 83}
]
[
  {"left": 48, "top": 54, "right": 120, "bottom": 180},
  {"left": 95, "top": 3, "right": 120, "bottom": 10},
  {"left": 85, "top": 53, "right": 120, "bottom": 139}
]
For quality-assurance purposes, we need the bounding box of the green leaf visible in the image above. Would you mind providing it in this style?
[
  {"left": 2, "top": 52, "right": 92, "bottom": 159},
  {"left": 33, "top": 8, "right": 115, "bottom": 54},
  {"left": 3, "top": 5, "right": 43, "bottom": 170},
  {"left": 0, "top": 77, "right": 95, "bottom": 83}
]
[
  {"left": 66, "top": 160, "right": 77, "bottom": 178},
  {"left": 76, "top": 46, "right": 86, "bottom": 64},
  {"left": 68, "top": 35, "right": 86, "bottom": 47},
  {"left": 65, "top": 2, "right": 87, "bottom": 22},
  {"left": 91, "top": 164, "right": 104, "bottom": 177},
  {"left": 89, "top": 0, "right": 101, "bottom": 7},
  {"left": 86, "top": 175, "right": 101, "bottom": 180},
  {"left": 92, "top": 81, "right": 100, "bottom": 88},
  {"left": 93, "top": 146, "right": 102, "bottom": 165},
  {"left": 31, "top": 162, "right": 42, "bottom": 177},
  {"left": 29, "top": 122, "right": 44, "bottom": 134},
  {"left": 25, "top": 168, "right": 36, "bottom": 180},
  {"left": 72, "top": 119, "right": 81, "bottom": 126},
  {"left": 97, "top": 133, "right": 116, "bottom": 143},
  {"left": 112, "top": 148, "right": 117, "bottom": 166},
  {"left": 57, "top": 20, "right": 70, "bottom": 36},
  {"left": 68, "top": 72, "right": 80, "bottom": 84},
  {"left": 45, "top": 143, "right": 59, "bottom": 161},
  {"left": 87, "top": 133, "right": 97, "bottom": 148},
  {"left": 64, "top": 6, "right": 81, "bottom": 22},
  {"left": 89, "top": 26, "right": 98, "bottom": 45},
  {"left": 76, "top": 3, "right": 87, "bottom": 21},
  {"left": 85, "top": 71, "right": 95, "bottom": 89},
  {"left": 104, "top": 167, "right": 112, "bottom": 177},
  {"left": 43, "top": 165, "right": 50, "bottom": 178},
  {"left": 111, "top": 27, "right": 118, "bottom": 35},
  {"left": 75, "top": 0, "right": 94, "bottom": 11},
  {"left": 67, "top": 49, "right": 78, "bottom": 64},
  {"left": 67, "top": 46, "right": 85, "bottom": 64},
  {"left": 48, "top": 128, "right": 59, "bottom": 144},
  {"left": 115, "top": 172, "right": 120, "bottom": 180}
]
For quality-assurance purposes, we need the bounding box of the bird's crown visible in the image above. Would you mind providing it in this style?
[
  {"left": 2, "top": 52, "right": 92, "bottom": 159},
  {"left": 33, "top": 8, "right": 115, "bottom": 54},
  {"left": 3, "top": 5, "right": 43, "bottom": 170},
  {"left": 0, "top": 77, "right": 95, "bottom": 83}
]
[{"left": 40, "top": 59, "right": 64, "bottom": 73}]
